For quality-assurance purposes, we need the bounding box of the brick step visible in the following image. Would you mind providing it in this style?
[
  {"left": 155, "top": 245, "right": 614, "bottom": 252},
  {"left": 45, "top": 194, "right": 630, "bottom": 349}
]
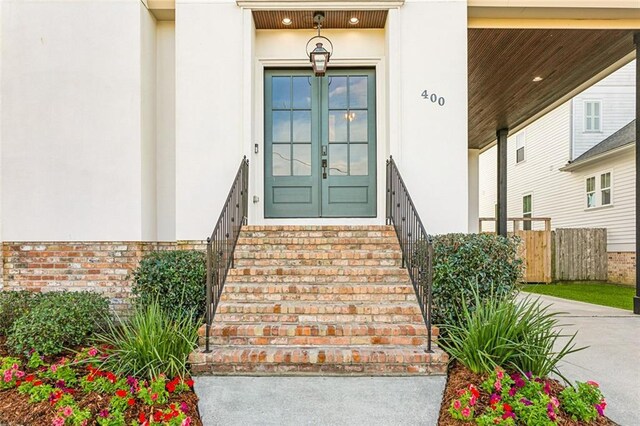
[
  {"left": 189, "top": 345, "right": 448, "bottom": 376},
  {"left": 198, "top": 323, "right": 438, "bottom": 346},
  {"left": 242, "top": 225, "right": 393, "bottom": 232},
  {"left": 216, "top": 302, "right": 422, "bottom": 316},
  {"left": 237, "top": 237, "right": 398, "bottom": 245},
  {"left": 234, "top": 250, "right": 402, "bottom": 260},
  {"left": 235, "top": 243, "right": 400, "bottom": 252},
  {"left": 223, "top": 283, "right": 416, "bottom": 295},
  {"left": 213, "top": 312, "right": 424, "bottom": 323},
  {"left": 240, "top": 230, "right": 396, "bottom": 239},
  {"left": 220, "top": 292, "right": 414, "bottom": 302},
  {"left": 225, "top": 274, "right": 411, "bottom": 284},
  {"left": 228, "top": 267, "right": 408, "bottom": 277},
  {"left": 234, "top": 258, "right": 402, "bottom": 267}
]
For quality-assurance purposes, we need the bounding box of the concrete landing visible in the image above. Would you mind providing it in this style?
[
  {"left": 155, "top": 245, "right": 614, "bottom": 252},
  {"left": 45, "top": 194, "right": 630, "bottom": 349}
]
[{"left": 194, "top": 376, "right": 445, "bottom": 426}]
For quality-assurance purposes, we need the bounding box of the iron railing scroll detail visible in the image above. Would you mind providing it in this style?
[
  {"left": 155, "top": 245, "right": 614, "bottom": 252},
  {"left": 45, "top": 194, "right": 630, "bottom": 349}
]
[
  {"left": 204, "top": 156, "right": 249, "bottom": 352},
  {"left": 386, "top": 156, "right": 433, "bottom": 353}
]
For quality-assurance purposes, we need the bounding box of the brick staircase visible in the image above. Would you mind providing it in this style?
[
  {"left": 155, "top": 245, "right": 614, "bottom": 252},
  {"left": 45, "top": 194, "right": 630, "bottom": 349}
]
[{"left": 189, "top": 225, "right": 448, "bottom": 375}]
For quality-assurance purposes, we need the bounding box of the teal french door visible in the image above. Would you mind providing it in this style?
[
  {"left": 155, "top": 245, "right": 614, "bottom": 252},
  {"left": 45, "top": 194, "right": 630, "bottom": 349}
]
[{"left": 264, "top": 69, "right": 376, "bottom": 218}]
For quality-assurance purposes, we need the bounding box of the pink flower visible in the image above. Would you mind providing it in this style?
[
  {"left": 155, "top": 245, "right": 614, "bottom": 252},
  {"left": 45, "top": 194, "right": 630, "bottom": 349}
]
[
  {"left": 496, "top": 370, "right": 504, "bottom": 380},
  {"left": 52, "top": 418, "right": 65, "bottom": 426},
  {"left": 62, "top": 406, "right": 73, "bottom": 417},
  {"left": 181, "top": 418, "right": 192, "bottom": 426},
  {"left": 3, "top": 371, "right": 12, "bottom": 382},
  {"left": 469, "top": 395, "right": 477, "bottom": 406},
  {"left": 453, "top": 399, "right": 461, "bottom": 410},
  {"left": 180, "top": 402, "right": 189, "bottom": 413},
  {"left": 494, "top": 380, "right": 502, "bottom": 391},
  {"left": 461, "top": 407, "right": 471, "bottom": 418},
  {"left": 51, "top": 364, "right": 58, "bottom": 373},
  {"left": 15, "top": 370, "right": 25, "bottom": 378},
  {"left": 88, "top": 348, "right": 98, "bottom": 357},
  {"left": 98, "top": 409, "right": 109, "bottom": 418},
  {"left": 550, "top": 397, "right": 560, "bottom": 408},
  {"left": 587, "top": 380, "right": 599, "bottom": 388},
  {"left": 489, "top": 393, "right": 501, "bottom": 405},
  {"left": 543, "top": 381, "right": 551, "bottom": 395}
]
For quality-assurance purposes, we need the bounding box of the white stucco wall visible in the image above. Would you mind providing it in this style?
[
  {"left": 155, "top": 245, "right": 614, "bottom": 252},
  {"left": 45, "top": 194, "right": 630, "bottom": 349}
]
[
  {"left": 1, "top": 0, "right": 156, "bottom": 241},
  {"left": 468, "top": 149, "right": 480, "bottom": 233},
  {"left": 156, "top": 22, "right": 176, "bottom": 241},
  {"left": 391, "top": 0, "right": 469, "bottom": 234},
  {"left": 175, "top": 0, "right": 244, "bottom": 241}
]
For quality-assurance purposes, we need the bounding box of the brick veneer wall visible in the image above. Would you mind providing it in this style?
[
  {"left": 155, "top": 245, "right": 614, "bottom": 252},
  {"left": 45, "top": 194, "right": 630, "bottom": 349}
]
[
  {"left": 607, "top": 251, "right": 636, "bottom": 285},
  {"left": 1, "top": 241, "right": 206, "bottom": 314}
]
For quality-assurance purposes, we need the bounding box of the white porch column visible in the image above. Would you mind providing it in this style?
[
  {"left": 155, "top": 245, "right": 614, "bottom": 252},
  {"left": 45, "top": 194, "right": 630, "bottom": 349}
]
[{"left": 468, "top": 149, "right": 480, "bottom": 233}]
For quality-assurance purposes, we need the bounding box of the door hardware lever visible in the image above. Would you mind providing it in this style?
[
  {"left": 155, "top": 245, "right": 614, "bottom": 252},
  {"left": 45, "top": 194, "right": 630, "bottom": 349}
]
[{"left": 322, "top": 159, "right": 328, "bottom": 179}]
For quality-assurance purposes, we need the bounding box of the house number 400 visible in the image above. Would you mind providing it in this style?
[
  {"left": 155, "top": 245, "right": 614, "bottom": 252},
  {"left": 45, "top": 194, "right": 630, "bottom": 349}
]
[{"left": 421, "top": 90, "right": 445, "bottom": 106}]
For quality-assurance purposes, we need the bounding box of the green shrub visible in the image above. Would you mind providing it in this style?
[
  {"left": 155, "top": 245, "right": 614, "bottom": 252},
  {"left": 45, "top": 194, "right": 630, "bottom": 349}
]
[
  {"left": 560, "top": 381, "right": 606, "bottom": 422},
  {"left": 441, "top": 290, "right": 582, "bottom": 378},
  {"left": 430, "top": 233, "right": 523, "bottom": 327},
  {"left": 132, "top": 250, "right": 206, "bottom": 320},
  {"left": 7, "top": 291, "right": 110, "bottom": 356},
  {"left": 93, "top": 302, "right": 199, "bottom": 379},
  {"left": 0, "top": 291, "right": 41, "bottom": 335}
]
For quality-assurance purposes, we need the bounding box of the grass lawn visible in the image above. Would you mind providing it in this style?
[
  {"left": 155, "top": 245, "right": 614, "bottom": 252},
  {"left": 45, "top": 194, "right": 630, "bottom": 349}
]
[{"left": 520, "top": 281, "right": 635, "bottom": 311}]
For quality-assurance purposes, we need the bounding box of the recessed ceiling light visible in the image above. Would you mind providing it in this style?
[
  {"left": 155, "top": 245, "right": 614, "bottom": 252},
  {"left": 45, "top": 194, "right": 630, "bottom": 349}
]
[
  {"left": 533, "top": 76, "right": 543, "bottom": 82},
  {"left": 282, "top": 17, "right": 292, "bottom": 26},
  {"left": 349, "top": 16, "right": 360, "bottom": 25}
]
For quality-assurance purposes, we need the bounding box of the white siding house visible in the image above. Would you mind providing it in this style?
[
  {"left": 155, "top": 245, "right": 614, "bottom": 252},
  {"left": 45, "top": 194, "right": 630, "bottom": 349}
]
[{"left": 479, "top": 62, "right": 636, "bottom": 284}]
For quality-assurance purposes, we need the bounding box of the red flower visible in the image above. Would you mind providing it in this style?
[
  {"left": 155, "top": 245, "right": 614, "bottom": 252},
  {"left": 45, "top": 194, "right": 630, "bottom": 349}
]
[
  {"left": 153, "top": 411, "right": 163, "bottom": 422},
  {"left": 116, "top": 389, "right": 127, "bottom": 398},
  {"left": 33, "top": 380, "right": 43, "bottom": 386},
  {"left": 87, "top": 375, "right": 95, "bottom": 382},
  {"left": 127, "top": 398, "right": 135, "bottom": 407},
  {"left": 503, "top": 403, "right": 512, "bottom": 412},
  {"left": 186, "top": 379, "right": 194, "bottom": 388},
  {"left": 167, "top": 382, "right": 176, "bottom": 393},
  {"left": 106, "top": 372, "right": 117, "bottom": 383},
  {"left": 25, "top": 375, "right": 35, "bottom": 383},
  {"left": 15, "top": 381, "right": 22, "bottom": 387},
  {"left": 469, "top": 385, "right": 480, "bottom": 398},
  {"left": 138, "top": 412, "right": 146, "bottom": 423}
]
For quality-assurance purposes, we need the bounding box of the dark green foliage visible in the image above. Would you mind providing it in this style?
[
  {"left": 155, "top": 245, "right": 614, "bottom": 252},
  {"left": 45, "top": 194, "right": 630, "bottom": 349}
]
[
  {"left": 0, "top": 291, "right": 41, "bottom": 336},
  {"left": 7, "top": 291, "right": 110, "bottom": 356},
  {"left": 132, "top": 250, "right": 206, "bottom": 320},
  {"left": 430, "top": 233, "right": 523, "bottom": 327}
]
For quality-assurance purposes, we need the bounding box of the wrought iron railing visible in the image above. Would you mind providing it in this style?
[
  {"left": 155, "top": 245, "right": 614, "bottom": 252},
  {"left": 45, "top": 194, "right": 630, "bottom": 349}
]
[
  {"left": 204, "top": 156, "right": 249, "bottom": 352},
  {"left": 386, "top": 156, "right": 433, "bottom": 352}
]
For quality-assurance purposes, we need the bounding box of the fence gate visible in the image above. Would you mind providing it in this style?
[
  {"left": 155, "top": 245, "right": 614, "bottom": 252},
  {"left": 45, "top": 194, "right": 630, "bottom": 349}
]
[
  {"left": 479, "top": 217, "right": 552, "bottom": 283},
  {"left": 553, "top": 228, "right": 607, "bottom": 281}
]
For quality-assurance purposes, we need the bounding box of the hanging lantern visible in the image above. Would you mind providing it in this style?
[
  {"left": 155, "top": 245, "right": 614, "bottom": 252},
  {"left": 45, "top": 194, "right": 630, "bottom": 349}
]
[{"left": 306, "top": 12, "right": 333, "bottom": 77}]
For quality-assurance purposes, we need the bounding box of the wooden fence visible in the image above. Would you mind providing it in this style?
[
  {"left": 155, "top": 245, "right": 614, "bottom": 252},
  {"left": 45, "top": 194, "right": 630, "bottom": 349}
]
[
  {"left": 553, "top": 228, "right": 607, "bottom": 281},
  {"left": 479, "top": 217, "right": 552, "bottom": 283}
]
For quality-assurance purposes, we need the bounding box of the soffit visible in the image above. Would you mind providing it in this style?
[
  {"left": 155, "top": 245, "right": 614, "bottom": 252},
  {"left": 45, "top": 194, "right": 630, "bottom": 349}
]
[
  {"left": 468, "top": 28, "right": 635, "bottom": 150},
  {"left": 253, "top": 10, "right": 387, "bottom": 29}
]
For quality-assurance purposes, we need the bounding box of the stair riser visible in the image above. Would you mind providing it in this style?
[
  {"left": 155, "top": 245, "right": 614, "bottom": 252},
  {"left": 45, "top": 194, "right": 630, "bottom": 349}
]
[
  {"left": 235, "top": 251, "right": 401, "bottom": 259},
  {"left": 221, "top": 293, "right": 415, "bottom": 302},
  {"left": 235, "top": 244, "right": 400, "bottom": 251},
  {"left": 217, "top": 304, "right": 422, "bottom": 315},
  {"left": 214, "top": 314, "right": 424, "bottom": 323},
  {"left": 240, "top": 231, "right": 397, "bottom": 239},
  {"left": 200, "top": 336, "right": 430, "bottom": 346},
  {"left": 190, "top": 363, "right": 447, "bottom": 376},
  {"left": 223, "top": 285, "right": 416, "bottom": 295},
  {"left": 234, "top": 259, "right": 402, "bottom": 267},
  {"left": 226, "top": 276, "right": 411, "bottom": 284}
]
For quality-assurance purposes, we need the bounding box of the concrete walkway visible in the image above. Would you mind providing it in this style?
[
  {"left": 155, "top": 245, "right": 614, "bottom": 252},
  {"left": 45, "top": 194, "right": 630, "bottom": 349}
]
[
  {"left": 521, "top": 294, "right": 639, "bottom": 426},
  {"left": 194, "top": 376, "right": 445, "bottom": 426}
]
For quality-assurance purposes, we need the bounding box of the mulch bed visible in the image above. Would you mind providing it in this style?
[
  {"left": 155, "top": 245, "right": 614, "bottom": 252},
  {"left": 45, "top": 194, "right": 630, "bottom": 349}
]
[
  {"left": 438, "top": 362, "right": 617, "bottom": 426},
  {"left": 0, "top": 341, "right": 203, "bottom": 426}
]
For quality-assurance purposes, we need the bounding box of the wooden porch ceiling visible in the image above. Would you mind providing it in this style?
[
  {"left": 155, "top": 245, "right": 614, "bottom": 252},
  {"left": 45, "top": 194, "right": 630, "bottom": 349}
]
[
  {"left": 469, "top": 29, "right": 635, "bottom": 150},
  {"left": 252, "top": 10, "right": 388, "bottom": 29}
]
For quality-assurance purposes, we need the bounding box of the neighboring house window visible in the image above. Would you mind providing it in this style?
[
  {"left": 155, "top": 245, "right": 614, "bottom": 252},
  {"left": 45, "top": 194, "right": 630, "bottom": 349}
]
[
  {"left": 586, "top": 177, "right": 596, "bottom": 208},
  {"left": 515, "top": 132, "right": 525, "bottom": 164},
  {"left": 584, "top": 101, "right": 601, "bottom": 132},
  {"left": 585, "top": 172, "right": 612, "bottom": 208},
  {"left": 601, "top": 172, "right": 611, "bottom": 206},
  {"left": 522, "top": 194, "right": 532, "bottom": 231}
]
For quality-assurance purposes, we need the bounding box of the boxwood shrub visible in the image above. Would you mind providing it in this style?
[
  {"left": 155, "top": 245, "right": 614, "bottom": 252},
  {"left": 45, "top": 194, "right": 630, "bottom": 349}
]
[
  {"left": 0, "top": 290, "right": 41, "bottom": 336},
  {"left": 7, "top": 291, "right": 110, "bottom": 355},
  {"left": 431, "top": 233, "right": 523, "bottom": 328},
  {"left": 132, "top": 250, "right": 206, "bottom": 321}
]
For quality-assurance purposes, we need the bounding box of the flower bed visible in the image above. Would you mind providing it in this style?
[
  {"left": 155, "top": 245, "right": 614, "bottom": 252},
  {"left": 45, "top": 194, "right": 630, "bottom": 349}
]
[
  {"left": 438, "top": 363, "right": 614, "bottom": 426},
  {"left": 0, "top": 346, "right": 202, "bottom": 426}
]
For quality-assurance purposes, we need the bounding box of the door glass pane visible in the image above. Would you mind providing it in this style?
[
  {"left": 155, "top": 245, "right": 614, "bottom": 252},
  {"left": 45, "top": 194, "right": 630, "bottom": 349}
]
[
  {"left": 349, "top": 110, "right": 368, "bottom": 142},
  {"left": 292, "top": 111, "right": 311, "bottom": 142},
  {"left": 292, "top": 144, "right": 311, "bottom": 176},
  {"left": 329, "top": 76, "right": 348, "bottom": 109},
  {"left": 292, "top": 77, "right": 311, "bottom": 109},
  {"left": 272, "top": 111, "right": 291, "bottom": 142},
  {"left": 272, "top": 144, "right": 291, "bottom": 176},
  {"left": 329, "top": 144, "right": 348, "bottom": 176},
  {"left": 350, "top": 144, "right": 368, "bottom": 176},
  {"left": 272, "top": 77, "right": 290, "bottom": 109},
  {"left": 349, "top": 76, "right": 368, "bottom": 109},
  {"left": 329, "top": 110, "right": 348, "bottom": 142}
]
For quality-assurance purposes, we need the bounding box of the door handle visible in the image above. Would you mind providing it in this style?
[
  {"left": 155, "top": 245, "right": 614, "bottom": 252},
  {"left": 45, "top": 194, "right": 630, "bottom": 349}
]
[{"left": 322, "top": 159, "right": 328, "bottom": 179}]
